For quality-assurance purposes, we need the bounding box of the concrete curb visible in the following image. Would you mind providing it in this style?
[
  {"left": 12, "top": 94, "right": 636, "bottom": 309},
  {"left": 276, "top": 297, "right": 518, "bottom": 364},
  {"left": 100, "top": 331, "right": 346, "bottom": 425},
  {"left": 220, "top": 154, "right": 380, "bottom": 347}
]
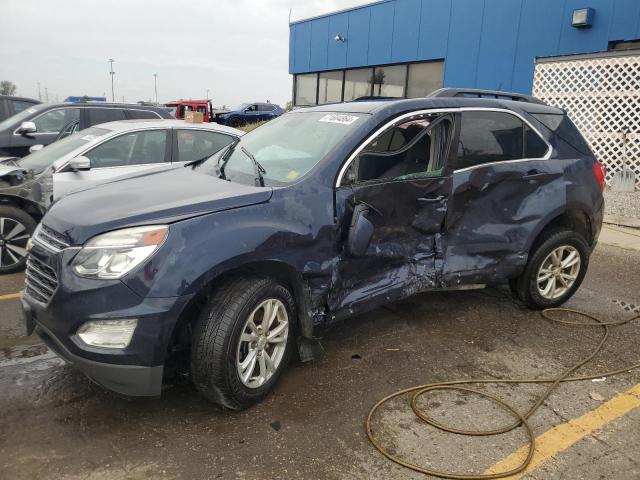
[
  {"left": 604, "top": 214, "right": 640, "bottom": 229},
  {"left": 599, "top": 224, "right": 640, "bottom": 252}
]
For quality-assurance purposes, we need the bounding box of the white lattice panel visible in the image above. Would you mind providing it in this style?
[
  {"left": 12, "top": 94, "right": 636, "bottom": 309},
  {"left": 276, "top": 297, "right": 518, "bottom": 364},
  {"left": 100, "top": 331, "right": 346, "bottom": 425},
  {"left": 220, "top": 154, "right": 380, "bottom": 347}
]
[{"left": 533, "top": 54, "right": 640, "bottom": 188}]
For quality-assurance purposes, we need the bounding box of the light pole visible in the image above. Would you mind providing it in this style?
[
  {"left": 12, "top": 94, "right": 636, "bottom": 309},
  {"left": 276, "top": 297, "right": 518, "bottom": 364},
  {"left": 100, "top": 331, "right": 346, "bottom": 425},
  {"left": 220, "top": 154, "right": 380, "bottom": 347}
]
[
  {"left": 108, "top": 59, "right": 115, "bottom": 102},
  {"left": 153, "top": 73, "right": 158, "bottom": 105},
  {"left": 206, "top": 89, "right": 210, "bottom": 100}
]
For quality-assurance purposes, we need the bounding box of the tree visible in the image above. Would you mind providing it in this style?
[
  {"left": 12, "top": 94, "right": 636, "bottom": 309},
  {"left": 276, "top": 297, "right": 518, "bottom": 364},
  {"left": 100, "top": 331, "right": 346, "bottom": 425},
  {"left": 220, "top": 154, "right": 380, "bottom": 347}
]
[{"left": 0, "top": 80, "right": 17, "bottom": 95}]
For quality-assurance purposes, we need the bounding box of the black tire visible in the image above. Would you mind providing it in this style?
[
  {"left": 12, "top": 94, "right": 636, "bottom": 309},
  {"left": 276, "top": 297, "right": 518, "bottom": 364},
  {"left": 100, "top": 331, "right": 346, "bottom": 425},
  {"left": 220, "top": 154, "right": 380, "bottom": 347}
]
[
  {"left": 190, "top": 276, "right": 296, "bottom": 410},
  {"left": 512, "top": 228, "right": 590, "bottom": 309},
  {"left": 228, "top": 117, "right": 243, "bottom": 128},
  {"left": 0, "top": 205, "right": 36, "bottom": 274}
]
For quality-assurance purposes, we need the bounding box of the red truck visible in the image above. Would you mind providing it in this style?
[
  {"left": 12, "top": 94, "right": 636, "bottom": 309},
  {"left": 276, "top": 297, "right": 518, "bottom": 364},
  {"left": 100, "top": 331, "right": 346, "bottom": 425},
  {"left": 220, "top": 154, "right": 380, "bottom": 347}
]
[{"left": 165, "top": 99, "right": 215, "bottom": 122}]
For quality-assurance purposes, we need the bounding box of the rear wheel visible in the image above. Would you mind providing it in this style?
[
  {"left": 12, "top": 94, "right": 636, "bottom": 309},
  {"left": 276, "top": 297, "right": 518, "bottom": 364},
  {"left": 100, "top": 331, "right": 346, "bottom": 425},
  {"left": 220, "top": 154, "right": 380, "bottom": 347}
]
[
  {"left": 0, "top": 206, "right": 36, "bottom": 274},
  {"left": 190, "top": 276, "right": 296, "bottom": 409},
  {"left": 512, "top": 229, "right": 589, "bottom": 309}
]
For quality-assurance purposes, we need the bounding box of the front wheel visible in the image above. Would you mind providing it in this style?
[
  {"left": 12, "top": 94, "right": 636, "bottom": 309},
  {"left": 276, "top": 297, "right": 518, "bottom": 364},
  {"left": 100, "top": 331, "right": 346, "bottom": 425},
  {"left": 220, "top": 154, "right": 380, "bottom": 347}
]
[
  {"left": 191, "top": 277, "right": 296, "bottom": 409},
  {"left": 512, "top": 229, "right": 590, "bottom": 309},
  {"left": 0, "top": 206, "right": 36, "bottom": 274},
  {"left": 228, "top": 117, "right": 243, "bottom": 128}
]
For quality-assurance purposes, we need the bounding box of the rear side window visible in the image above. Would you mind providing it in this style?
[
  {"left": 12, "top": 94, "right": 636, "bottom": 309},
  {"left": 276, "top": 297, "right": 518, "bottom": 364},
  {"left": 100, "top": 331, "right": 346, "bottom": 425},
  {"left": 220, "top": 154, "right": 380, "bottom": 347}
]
[
  {"left": 455, "top": 112, "right": 523, "bottom": 169},
  {"left": 452, "top": 111, "right": 549, "bottom": 170},
  {"left": 177, "top": 130, "right": 235, "bottom": 162},
  {"left": 87, "top": 108, "right": 127, "bottom": 126},
  {"left": 531, "top": 113, "right": 592, "bottom": 155},
  {"left": 258, "top": 104, "right": 274, "bottom": 112},
  {"left": 127, "top": 109, "right": 161, "bottom": 120}
]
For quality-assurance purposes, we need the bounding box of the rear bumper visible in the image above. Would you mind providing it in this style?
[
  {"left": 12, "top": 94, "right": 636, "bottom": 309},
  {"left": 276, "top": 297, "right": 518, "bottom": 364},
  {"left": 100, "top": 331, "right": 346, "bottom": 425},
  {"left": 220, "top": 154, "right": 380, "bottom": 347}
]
[{"left": 35, "top": 320, "right": 164, "bottom": 397}]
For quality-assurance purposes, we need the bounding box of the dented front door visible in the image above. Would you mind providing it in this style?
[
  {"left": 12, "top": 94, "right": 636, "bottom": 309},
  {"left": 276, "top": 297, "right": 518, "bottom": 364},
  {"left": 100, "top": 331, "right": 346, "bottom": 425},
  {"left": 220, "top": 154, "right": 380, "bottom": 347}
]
[{"left": 329, "top": 176, "right": 451, "bottom": 316}]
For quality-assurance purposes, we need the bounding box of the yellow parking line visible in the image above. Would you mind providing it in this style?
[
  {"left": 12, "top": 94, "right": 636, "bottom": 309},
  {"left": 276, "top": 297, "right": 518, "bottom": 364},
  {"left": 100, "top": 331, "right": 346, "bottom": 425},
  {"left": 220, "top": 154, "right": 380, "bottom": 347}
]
[
  {"left": 484, "top": 383, "right": 640, "bottom": 479},
  {"left": 0, "top": 293, "right": 20, "bottom": 301}
]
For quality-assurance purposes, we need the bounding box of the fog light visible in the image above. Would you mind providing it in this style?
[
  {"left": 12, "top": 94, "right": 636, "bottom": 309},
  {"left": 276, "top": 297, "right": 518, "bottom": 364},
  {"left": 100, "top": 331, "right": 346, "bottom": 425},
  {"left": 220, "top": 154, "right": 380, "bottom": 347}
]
[{"left": 77, "top": 319, "right": 138, "bottom": 349}]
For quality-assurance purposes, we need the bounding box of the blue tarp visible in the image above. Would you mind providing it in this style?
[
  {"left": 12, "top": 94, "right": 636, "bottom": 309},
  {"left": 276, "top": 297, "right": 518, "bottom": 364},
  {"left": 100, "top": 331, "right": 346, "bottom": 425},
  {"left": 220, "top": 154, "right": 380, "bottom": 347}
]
[{"left": 64, "top": 96, "right": 107, "bottom": 103}]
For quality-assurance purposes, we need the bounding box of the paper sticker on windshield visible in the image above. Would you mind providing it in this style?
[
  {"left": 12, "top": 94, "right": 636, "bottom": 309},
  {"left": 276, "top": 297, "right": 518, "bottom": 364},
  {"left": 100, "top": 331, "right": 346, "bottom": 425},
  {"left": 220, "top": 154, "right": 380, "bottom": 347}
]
[
  {"left": 319, "top": 113, "right": 359, "bottom": 125},
  {"left": 81, "top": 134, "right": 100, "bottom": 141}
]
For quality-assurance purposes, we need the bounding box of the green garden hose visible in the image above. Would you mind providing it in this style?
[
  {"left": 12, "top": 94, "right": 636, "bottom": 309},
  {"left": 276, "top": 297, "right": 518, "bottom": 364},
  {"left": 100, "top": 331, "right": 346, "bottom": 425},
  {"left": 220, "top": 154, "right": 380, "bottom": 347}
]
[{"left": 366, "top": 308, "right": 640, "bottom": 479}]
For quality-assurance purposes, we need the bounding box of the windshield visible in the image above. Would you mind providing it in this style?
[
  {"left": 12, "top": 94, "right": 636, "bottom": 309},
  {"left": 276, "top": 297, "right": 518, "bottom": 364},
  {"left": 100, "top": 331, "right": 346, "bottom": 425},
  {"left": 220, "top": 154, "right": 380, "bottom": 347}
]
[
  {"left": 194, "top": 111, "right": 364, "bottom": 186},
  {"left": 0, "top": 104, "right": 47, "bottom": 132},
  {"left": 17, "top": 127, "right": 110, "bottom": 173}
]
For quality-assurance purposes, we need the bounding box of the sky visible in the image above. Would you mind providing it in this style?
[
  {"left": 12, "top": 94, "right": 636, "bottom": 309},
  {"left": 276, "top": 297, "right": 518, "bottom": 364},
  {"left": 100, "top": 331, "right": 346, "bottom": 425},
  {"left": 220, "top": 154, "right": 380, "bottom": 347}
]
[{"left": 0, "top": 0, "right": 371, "bottom": 108}]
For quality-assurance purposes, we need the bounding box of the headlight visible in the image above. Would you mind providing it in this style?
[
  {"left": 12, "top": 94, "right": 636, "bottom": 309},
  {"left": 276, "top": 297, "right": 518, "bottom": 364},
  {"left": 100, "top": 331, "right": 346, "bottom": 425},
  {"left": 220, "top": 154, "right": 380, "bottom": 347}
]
[
  {"left": 77, "top": 319, "right": 138, "bottom": 349},
  {"left": 73, "top": 225, "right": 168, "bottom": 279}
]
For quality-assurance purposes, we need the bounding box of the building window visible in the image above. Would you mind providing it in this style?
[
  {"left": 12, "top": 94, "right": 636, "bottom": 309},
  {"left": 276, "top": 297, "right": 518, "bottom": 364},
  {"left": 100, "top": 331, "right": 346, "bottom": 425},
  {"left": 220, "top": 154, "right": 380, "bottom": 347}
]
[
  {"left": 293, "top": 60, "right": 445, "bottom": 105},
  {"left": 344, "top": 68, "right": 373, "bottom": 101},
  {"left": 407, "top": 61, "right": 444, "bottom": 98},
  {"left": 318, "top": 70, "right": 344, "bottom": 104},
  {"left": 372, "top": 65, "right": 406, "bottom": 98},
  {"left": 295, "top": 73, "right": 318, "bottom": 106}
]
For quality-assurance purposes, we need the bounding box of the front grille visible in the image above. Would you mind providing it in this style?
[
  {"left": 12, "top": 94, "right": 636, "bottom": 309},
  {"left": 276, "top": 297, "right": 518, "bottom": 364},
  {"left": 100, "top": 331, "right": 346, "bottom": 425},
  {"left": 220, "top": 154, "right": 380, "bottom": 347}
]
[
  {"left": 25, "top": 256, "right": 58, "bottom": 304},
  {"left": 33, "top": 224, "right": 70, "bottom": 252}
]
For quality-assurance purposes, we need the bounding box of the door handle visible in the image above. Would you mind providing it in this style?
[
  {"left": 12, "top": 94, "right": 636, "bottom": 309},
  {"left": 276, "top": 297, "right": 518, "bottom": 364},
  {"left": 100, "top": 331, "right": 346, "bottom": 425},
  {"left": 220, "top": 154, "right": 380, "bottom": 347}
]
[{"left": 417, "top": 195, "right": 445, "bottom": 203}]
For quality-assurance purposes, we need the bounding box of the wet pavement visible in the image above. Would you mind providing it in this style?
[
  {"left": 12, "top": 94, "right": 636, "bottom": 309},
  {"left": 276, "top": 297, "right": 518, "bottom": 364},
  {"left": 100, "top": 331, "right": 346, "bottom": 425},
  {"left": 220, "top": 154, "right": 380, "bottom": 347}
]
[{"left": 1, "top": 242, "right": 639, "bottom": 479}]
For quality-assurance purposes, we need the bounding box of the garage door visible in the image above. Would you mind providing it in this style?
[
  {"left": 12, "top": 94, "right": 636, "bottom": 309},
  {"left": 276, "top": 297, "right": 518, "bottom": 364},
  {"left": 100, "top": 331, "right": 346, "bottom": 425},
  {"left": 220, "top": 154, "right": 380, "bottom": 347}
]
[{"left": 533, "top": 51, "right": 640, "bottom": 188}]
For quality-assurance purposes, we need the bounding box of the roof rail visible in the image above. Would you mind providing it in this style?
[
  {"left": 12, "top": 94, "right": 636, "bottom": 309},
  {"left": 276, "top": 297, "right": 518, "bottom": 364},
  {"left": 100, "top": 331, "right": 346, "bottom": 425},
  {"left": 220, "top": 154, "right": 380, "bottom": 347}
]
[{"left": 429, "top": 88, "right": 546, "bottom": 105}]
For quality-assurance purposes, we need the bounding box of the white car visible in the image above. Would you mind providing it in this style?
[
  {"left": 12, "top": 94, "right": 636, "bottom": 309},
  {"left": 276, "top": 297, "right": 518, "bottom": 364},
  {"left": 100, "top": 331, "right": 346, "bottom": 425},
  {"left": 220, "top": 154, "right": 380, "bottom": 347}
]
[{"left": 0, "top": 119, "right": 243, "bottom": 273}]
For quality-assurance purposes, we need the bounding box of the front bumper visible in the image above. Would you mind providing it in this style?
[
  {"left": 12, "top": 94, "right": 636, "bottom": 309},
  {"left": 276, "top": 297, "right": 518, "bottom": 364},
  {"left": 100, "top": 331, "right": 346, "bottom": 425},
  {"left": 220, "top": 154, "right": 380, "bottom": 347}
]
[
  {"left": 34, "top": 314, "right": 163, "bottom": 396},
  {"left": 21, "top": 242, "right": 194, "bottom": 397}
]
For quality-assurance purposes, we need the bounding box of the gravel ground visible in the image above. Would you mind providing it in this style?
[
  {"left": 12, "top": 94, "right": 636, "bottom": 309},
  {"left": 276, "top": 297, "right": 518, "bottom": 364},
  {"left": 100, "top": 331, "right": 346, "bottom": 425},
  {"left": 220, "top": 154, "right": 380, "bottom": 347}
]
[{"left": 604, "top": 189, "right": 640, "bottom": 219}]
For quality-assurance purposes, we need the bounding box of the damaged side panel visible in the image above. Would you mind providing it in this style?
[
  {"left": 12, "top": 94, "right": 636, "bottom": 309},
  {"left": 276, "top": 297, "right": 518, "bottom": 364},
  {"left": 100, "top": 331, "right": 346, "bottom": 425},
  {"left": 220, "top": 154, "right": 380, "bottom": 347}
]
[
  {"left": 442, "top": 159, "right": 565, "bottom": 286},
  {"left": 0, "top": 165, "right": 47, "bottom": 215},
  {"left": 327, "top": 176, "right": 450, "bottom": 321}
]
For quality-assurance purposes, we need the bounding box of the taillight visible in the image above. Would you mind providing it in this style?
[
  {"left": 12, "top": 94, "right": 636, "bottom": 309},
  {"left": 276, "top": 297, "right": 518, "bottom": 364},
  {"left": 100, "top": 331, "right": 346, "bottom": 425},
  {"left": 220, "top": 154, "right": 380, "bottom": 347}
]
[{"left": 593, "top": 161, "right": 606, "bottom": 192}]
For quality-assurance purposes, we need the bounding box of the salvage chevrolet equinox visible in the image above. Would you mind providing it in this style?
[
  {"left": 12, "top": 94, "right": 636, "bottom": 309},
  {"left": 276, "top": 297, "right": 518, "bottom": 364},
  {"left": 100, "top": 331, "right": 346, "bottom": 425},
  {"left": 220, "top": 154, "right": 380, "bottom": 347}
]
[{"left": 22, "top": 89, "right": 605, "bottom": 409}]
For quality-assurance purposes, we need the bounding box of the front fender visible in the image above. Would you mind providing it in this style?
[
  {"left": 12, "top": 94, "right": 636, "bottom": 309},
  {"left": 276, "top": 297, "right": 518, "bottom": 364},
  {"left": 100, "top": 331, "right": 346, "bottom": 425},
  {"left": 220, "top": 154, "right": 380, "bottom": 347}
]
[{"left": 122, "top": 188, "right": 337, "bottom": 301}]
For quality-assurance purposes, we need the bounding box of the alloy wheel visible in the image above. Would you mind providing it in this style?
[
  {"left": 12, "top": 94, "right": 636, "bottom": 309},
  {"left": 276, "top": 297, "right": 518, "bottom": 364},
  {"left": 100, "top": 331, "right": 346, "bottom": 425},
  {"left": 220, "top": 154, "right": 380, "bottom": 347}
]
[
  {"left": 0, "top": 217, "right": 30, "bottom": 269},
  {"left": 236, "top": 298, "right": 289, "bottom": 389},
  {"left": 536, "top": 245, "right": 581, "bottom": 300}
]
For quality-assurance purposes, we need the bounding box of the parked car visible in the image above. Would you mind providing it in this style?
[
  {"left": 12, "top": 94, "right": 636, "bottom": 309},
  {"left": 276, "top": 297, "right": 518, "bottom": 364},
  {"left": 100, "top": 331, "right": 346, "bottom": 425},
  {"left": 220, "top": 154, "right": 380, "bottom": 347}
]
[
  {"left": 0, "top": 119, "right": 242, "bottom": 273},
  {"left": 0, "top": 95, "right": 41, "bottom": 122},
  {"left": 21, "top": 89, "right": 604, "bottom": 409},
  {"left": 215, "top": 102, "right": 283, "bottom": 127},
  {"left": 0, "top": 102, "right": 172, "bottom": 159}
]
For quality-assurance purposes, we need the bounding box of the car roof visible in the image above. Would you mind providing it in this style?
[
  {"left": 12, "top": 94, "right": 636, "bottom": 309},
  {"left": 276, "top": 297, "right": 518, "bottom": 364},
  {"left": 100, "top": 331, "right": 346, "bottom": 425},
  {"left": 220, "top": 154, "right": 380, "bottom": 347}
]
[
  {"left": 0, "top": 95, "right": 40, "bottom": 103},
  {"left": 36, "top": 102, "right": 166, "bottom": 110},
  {"left": 90, "top": 119, "right": 244, "bottom": 136},
  {"left": 299, "top": 97, "right": 563, "bottom": 116}
]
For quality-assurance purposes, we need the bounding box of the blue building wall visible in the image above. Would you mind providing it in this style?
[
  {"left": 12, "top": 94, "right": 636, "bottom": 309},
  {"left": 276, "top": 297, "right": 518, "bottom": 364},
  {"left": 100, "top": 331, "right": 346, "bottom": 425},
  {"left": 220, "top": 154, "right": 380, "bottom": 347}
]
[{"left": 289, "top": 0, "right": 640, "bottom": 93}]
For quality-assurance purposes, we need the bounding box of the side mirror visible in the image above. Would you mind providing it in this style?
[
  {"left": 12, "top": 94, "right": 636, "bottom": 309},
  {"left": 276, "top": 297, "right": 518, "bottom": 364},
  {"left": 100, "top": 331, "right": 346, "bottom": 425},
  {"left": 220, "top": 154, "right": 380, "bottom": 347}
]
[
  {"left": 17, "top": 121, "right": 37, "bottom": 135},
  {"left": 346, "top": 203, "right": 374, "bottom": 257},
  {"left": 29, "top": 144, "right": 44, "bottom": 153},
  {"left": 69, "top": 156, "right": 91, "bottom": 171}
]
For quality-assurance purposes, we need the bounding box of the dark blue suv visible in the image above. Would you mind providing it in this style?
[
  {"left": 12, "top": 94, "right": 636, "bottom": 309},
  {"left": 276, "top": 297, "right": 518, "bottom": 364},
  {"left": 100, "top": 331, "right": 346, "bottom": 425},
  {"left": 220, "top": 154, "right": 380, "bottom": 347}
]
[
  {"left": 21, "top": 89, "right": 605, "bottom": 409},
  {"left": 215, "top": 102, "right": 284, "bottom": 128}
]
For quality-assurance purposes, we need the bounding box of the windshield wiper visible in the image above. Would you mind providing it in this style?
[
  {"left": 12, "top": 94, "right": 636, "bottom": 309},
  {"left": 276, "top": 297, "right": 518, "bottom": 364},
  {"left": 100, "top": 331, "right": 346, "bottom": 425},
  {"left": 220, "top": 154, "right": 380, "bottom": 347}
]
[
  {"left": 240, "top": 146, "right": 266, "bottom": 187},
  {"left": 218, "top": 138, "right": 241, "bottom": 179}
]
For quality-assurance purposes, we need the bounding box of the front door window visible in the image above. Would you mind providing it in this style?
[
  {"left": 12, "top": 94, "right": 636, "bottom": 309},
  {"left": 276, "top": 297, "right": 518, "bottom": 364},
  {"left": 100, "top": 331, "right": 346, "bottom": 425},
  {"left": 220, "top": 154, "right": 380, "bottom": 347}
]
[
  {"left": 84, "top": 130, "right": 168, "bottom": 168},
  {"left": 33, "top": 108, "right": 80, "bottom": 134}
]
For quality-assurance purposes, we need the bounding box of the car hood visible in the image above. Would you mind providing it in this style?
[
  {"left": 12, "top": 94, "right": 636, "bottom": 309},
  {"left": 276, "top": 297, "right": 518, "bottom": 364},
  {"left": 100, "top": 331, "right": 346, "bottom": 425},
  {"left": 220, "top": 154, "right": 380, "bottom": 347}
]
[{"left": 44, "top": 166, "right": 273, "bottom": 244}]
